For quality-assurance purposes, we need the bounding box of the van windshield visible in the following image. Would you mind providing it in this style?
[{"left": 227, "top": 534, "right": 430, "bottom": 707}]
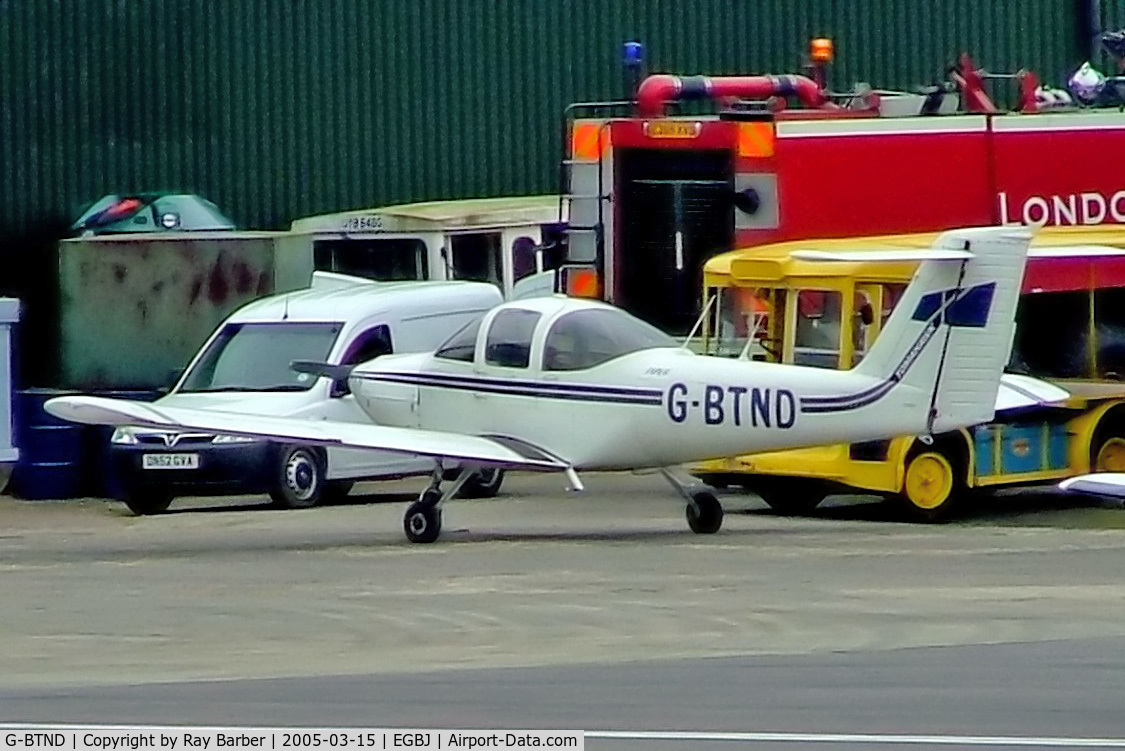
[{"left": 179, "top": 322, "right": 343, "bottom": 392}]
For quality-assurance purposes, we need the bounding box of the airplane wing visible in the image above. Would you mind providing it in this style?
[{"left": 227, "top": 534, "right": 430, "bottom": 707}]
[
  {"left": 45, "top": 396, "right": 569, "bottom": 472},
  {"left": 1058, "top": 473, "right": 1125, "bottom": 499}
]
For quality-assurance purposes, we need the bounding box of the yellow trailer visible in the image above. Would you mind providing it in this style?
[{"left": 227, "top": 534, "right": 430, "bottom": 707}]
[{"left": 693, "top": 226, "right": 1125, "bottom": 519}]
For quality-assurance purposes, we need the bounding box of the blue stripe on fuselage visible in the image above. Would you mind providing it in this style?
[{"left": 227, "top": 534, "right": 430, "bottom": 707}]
[
  {"left": 356, "top": 371, "right": 665, "bottom": 406},
  {"left": 799, "top": 380, "right": 897, "bottom": 413},
  {"left": 798, "top": 300, "right": 949, "bottom": 414}
]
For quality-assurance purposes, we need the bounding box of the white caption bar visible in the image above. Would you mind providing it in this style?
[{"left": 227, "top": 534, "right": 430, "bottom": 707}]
[{"left": 0, "top": 728, "right": 582, "bottom": 751}]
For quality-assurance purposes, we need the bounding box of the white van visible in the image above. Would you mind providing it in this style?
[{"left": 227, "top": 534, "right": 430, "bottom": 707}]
[{"left": 107, "top": 274, "right": 503, "bottom": 514}]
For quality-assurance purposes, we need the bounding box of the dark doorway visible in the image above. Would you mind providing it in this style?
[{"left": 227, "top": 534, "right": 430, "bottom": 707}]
[{"left": 615, "top": 148, "right": 734, "bottom": 334}]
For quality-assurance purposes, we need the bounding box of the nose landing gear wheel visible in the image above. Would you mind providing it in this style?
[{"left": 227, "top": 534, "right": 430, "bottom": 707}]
[
  {"left": 686, "top": 490, "right": 723, "bottom": 534},
  {"left": 404, "top": 490, "right": 443, "bottom": 544}
]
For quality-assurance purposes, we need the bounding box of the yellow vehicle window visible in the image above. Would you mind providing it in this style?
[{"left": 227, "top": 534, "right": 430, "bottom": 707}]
[
  {"left": 882, "top": 283, "right": 907, "bottom": 325},
  {"left": 794, "top": 290, "right": 842, "bottom": 369},
  {"left": 852, "top": 290, "right": 875, "bottom": 364},
  {"left": 713, "top": 286, "right": 771, "bottom": 359}
]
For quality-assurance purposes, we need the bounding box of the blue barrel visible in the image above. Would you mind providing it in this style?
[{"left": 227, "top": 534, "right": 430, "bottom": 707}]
[{"left": 10, "top": 388, "right": 84, "bottom": 500}]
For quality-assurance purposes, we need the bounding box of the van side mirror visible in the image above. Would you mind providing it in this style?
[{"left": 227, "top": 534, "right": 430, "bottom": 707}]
[{"left": 330, "top": 378, "right": 350, "bottom": 398}]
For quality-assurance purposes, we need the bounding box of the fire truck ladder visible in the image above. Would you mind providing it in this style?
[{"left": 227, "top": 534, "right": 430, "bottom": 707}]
[{"left": 558, "top": 101, "right": 632, "bottom": 296}]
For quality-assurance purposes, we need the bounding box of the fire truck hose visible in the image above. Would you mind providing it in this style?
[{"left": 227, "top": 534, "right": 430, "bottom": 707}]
[{"left": 635, "top": 73, "right": 834, "bottom": 117}]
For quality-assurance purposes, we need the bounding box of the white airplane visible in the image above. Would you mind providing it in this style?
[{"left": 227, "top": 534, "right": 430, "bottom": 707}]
[
  {"left": 47, "top": 226, "right": 1032, "bottom": 543},
  {"left": 1058, "top": 474, "right": 1125, "bottom": 499}
]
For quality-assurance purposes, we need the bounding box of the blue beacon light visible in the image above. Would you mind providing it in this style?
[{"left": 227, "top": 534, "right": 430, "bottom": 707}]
[{"left": 622, "top": 41, "right": 645, "bottom": 69}]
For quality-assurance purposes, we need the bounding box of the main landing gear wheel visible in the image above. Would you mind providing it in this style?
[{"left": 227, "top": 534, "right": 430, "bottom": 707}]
[
  {"left": 403, "top": 489, "right": 442, "bottom": 544},
  {"left": 458, "top": 467, "right": 505, "bottom": 498},
  {"left": 686, "top": 490, "right": 723, "bottom": 534}
]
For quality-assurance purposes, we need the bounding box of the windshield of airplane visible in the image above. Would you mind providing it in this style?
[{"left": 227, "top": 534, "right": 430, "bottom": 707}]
[
  {"left": 179, "top": 322, "right": 343, "bottom": 392},
  {"left": 544, "top": 308, "right": 676, "bottom": 371},
  {"left": 434, "top": 315, "right": 484, "bottom": 362}
]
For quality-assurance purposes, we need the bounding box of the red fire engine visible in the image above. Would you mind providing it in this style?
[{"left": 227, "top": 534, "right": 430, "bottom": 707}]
[{"left": 559, "top": 46, "right": 1125, "bottom": 333}]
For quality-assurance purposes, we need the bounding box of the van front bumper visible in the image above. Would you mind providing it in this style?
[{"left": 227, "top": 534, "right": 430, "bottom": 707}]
[{"left": 109, "top": 441, "right": 279, "bottom": 496}]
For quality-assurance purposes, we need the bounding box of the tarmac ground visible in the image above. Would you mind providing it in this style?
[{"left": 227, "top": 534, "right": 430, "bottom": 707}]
[{"left": 3, "top": 472, "right": 1125, "bottom": 746}]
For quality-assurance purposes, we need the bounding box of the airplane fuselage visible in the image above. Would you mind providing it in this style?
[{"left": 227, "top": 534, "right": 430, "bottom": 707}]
[{"left": 350, "top": 348, "right": 931, "bottom": 470}]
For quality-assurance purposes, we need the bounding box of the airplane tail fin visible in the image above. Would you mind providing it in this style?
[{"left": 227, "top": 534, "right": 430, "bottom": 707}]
[
  {"left": 854, "top": 226, "right": 1031, "bottom": 433},
  {"left": 794, "top": 226, "right": 1031, "bottom": 434}
]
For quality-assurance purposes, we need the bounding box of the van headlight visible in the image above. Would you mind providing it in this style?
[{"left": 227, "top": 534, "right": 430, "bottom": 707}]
[
  {"left": 212, "top": 434, "right": 258, "bottom": 444},
  {"left": 110, "top": 428, "right": 139, "bottom": 445}
]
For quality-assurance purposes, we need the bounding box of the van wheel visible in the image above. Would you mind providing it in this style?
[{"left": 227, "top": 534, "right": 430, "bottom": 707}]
[
  {"left": 458, "top": 468, "right": 505, "bottom": 498},
  {"left": 899, "top": 447, "right": 962, "bottom": 521},
  {"left": 320, "top": 480, "right": 355, "bottom": 504},
  {"left": 269, "top": 446, "right": 325, "bottom": 509},
  {"left": 121, "top": 490, "right": 173, "bottom": 515}
]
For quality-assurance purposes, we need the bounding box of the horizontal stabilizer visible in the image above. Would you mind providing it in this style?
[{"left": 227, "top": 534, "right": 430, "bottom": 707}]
[
  {"left": 791, "top": 245, "right": 1125, "bottom": 264},
  {"left": 1028, "top": 246, "right": 1125, "bottom": 258},
  {"left": 1058, "top": 473, "right": 1125, "bottom": 499},
  {"left": 995, "top": 374, "right": 1070, "bottom": 413},
  {"left": 44, "top": 396, "right": 569, "bottom": 472},
  {"left": 789, "top": 249, "right": 974, "bottom": 263}
]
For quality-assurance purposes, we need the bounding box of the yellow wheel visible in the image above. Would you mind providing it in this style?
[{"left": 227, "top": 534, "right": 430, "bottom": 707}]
[
  {"left": 900, "top": 449, "right": 960, "bottom": 520},
  {"left": 1093, "top": 436, "right": 1125, "bottom": 472}
]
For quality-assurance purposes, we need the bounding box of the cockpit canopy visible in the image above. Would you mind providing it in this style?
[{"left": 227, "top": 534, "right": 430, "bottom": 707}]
[
  {"left": 540, "top": 308, "right": 674, "bottom": 370},
  {"left": 435, "top": 304, "right": 676, "bottom": 371}
]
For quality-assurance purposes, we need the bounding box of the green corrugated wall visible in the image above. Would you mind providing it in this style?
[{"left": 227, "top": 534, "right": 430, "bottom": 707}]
[
  {"left": 0, "top": 1, "right": 1097, "bottom": 235},
  {"left": 1104, "top": 2, "right": 1125, "bottom": 41}
]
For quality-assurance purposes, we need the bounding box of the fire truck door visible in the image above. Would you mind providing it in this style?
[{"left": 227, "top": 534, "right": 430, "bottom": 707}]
[{"left": 616, "top": 148, "right": 733, "bottom": 334}]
